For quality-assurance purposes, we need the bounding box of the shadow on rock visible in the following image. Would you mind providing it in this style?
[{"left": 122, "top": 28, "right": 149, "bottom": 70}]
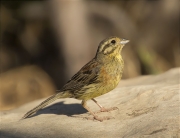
[{"left": 27, "top": 101, "right": 87, "bottom": 119}]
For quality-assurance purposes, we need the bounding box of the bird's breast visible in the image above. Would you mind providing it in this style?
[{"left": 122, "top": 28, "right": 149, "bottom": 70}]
[{"left": 98, "top": 59, "right": 124, "bottom": 93}]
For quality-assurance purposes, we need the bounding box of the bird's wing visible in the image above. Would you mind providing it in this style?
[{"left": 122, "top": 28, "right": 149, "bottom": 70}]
[{"left": 61, "top": 58, "right": 100, "bottom": 92}]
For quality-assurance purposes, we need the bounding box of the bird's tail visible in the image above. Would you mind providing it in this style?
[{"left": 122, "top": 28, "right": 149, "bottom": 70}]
[{"left": 21, "top": 91, "right": 72, "bottom": 119}]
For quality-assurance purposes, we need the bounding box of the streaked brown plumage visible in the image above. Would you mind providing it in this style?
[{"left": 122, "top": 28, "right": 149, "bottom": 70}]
[{"left": 22, "top": 36, "right": 129, "bottom": 121}]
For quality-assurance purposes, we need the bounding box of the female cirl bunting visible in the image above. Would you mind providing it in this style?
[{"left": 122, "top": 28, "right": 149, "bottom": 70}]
[{"left": 22, "top": 36, "right": 129, "bottom": 122}]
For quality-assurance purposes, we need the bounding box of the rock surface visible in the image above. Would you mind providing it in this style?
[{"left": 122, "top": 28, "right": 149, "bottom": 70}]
[{"left": 0, "top": 68, "right": 179, "bottom": 138}]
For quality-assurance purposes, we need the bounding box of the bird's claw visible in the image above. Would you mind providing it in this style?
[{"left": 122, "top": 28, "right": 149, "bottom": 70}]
[{"left": 95, "top": 107, "right": 118, "bottom": 114}]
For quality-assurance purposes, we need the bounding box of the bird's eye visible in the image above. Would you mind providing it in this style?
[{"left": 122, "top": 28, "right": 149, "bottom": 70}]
[{"left": 111, "top": 40, "right": 116, "bottom": 44}]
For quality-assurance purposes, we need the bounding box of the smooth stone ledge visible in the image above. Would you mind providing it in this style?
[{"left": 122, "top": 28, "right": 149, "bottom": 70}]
[{"left": 0, "top": 68, "right": 179, "bottom": 138}]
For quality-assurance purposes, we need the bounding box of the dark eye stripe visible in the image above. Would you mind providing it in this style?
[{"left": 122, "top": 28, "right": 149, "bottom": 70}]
[
  {"left": 102, "top": 44, "right": 116, "bottom": 54},
  {"left": 101, "top": 44, "right": 110, "bottom": 52},
  {"left": 97, "top": 38, "right": 117, "bottom": 54}
]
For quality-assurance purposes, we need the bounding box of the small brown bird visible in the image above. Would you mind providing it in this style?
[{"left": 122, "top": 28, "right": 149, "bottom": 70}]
[{"left": 22, "top": 36, "right": 129, "bottom": 121}]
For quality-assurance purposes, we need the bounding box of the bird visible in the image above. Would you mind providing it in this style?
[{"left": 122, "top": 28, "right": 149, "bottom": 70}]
[{"left": 22, "top": 36, "right": 129, "bottom": 121}]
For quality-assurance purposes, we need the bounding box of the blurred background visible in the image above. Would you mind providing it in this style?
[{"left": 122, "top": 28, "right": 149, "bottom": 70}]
[{"left": 0, "top": 0, "right": 179, "bottom": 110}]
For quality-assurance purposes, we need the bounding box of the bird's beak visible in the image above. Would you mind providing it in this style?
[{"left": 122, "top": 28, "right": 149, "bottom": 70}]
[{"left": 120, "top": 39, "right": 130, "bottom": 45}]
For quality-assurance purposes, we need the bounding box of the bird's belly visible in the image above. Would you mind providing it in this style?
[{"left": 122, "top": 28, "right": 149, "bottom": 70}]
[{"left": 76, "top": 74, "right": 121, "bottom": 100}]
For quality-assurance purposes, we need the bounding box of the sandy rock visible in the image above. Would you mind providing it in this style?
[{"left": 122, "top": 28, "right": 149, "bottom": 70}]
[{"left": 0, "top": 68, "right": 179, "bottom": 138}]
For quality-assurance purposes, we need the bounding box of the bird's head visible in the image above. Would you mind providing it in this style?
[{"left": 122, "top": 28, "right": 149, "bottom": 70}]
[{"left": 96, "top": 36, "right": 129, "bottom": 58}]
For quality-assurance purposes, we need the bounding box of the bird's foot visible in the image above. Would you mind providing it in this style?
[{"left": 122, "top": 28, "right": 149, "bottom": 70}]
[{"left": 95, "top": 107, "right": 118, "bottom": 114}]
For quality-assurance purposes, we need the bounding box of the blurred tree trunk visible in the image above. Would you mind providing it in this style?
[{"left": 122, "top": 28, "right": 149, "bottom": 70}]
[{"left": 49, "top": 0, "right": 92, "bottom": 79}]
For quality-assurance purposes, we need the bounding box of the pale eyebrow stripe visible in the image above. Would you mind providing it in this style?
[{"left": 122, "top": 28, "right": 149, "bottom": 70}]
[
  {"left": 98, "top": 41, "right": 108, "bottom": 52},
  {"left": 98, "top": 37, "right": 117, "bottom": 52}
]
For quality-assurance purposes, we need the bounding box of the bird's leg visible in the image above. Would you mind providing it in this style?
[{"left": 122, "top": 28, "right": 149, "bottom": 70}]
[
  {"left": 92, "top": 98, "right": 106, "bottom": 111},
  {"left": 92, "top": 98, "right": 118, "bottom": 113},
  {"left": 81, "top": 100, "right": 105, "bottom": 122}
]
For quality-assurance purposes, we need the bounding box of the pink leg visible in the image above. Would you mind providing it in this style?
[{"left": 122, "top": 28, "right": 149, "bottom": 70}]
[
  {"left": 81, "top": 100, "right": 112, "bottom": 122},
  {"left": 92, "top": 98, "right": 118, "bottom": 112}
]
